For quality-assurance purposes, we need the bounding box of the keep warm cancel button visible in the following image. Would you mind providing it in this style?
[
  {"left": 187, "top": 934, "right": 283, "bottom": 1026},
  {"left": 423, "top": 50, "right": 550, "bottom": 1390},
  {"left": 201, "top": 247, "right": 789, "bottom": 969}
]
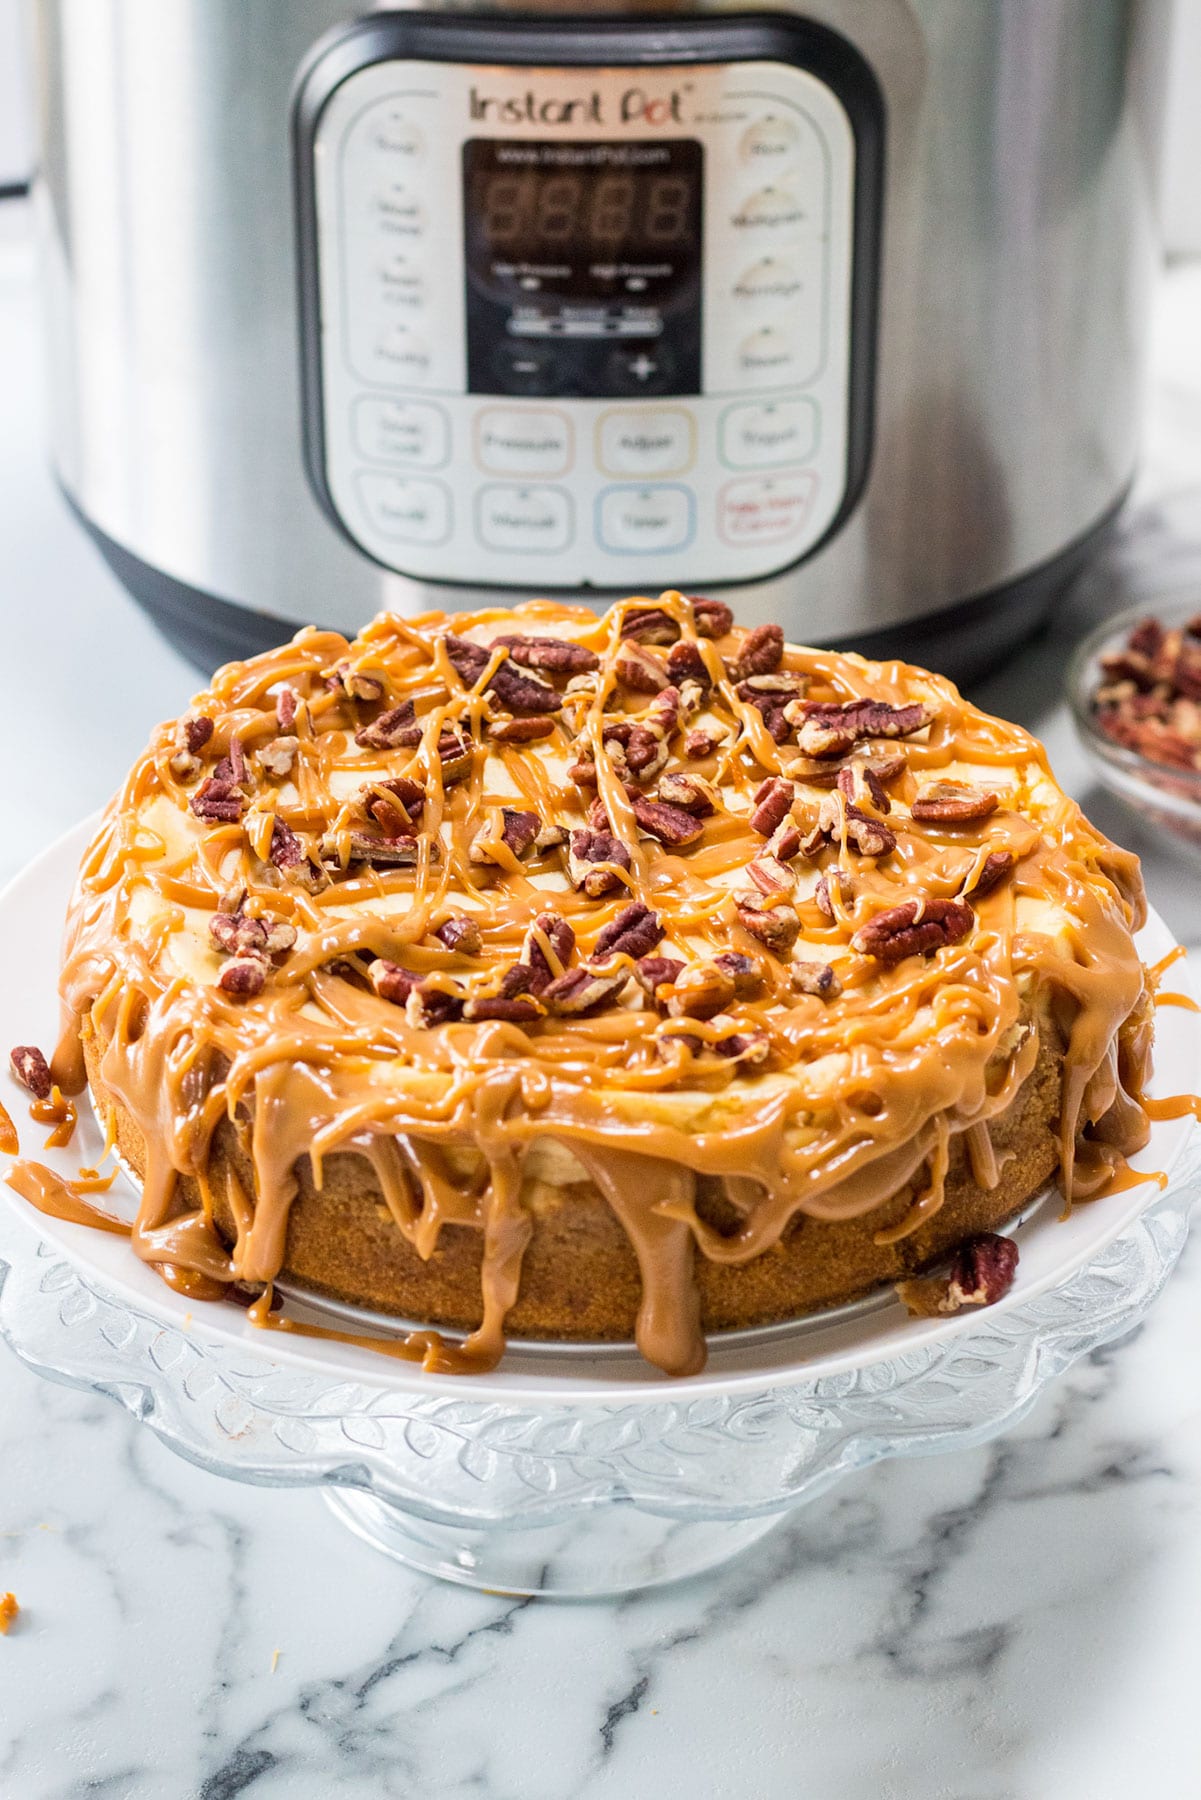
[{"left": 718, "top": 473, "right": 817, "bottom": 547}]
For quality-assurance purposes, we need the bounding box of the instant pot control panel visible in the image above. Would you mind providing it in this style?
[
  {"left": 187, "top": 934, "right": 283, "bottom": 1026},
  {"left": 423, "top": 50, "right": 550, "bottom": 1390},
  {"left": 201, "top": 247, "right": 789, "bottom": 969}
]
[{"left": 295, "top": 16, "right": 882, "bottom": 591}]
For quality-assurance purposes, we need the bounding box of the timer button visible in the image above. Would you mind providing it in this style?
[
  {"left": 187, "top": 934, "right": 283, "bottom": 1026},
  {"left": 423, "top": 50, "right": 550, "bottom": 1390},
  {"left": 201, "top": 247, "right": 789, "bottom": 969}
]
[
  {"left": 476, "top": 485, "right": 573, "bottom": 554},
  {"left": 373, "top": 183, "right": 426, "bottom": 237},
  {"left": 605, "top": 344, "right": 675, "bottom": 396},
  {"left": 356, "top": 473, "right": 451, "bottom": 546},
  {"left": 597, "top": 485, "right": 694, "bottom": 554},
  {"left": 732, "top": 257, "right": 804, "bottom": 309},
  {"left": 475, "top": 408, "right": 573, "bottom": 477},
  {"left": 740, "top": 114, "right": 801, "bottom": 168},
  {"left": 731, "top": 184, "right": 807, "bottom": 234},
  {"left": 371, "top": 324, "right": 432, "bottom": 384},
  {"left": 718, "top": 473, "right": 816, "bottom": 548},
  {"left": 597, "top": 409, "right": 695, "bottom": 477},
  {"left": 353, "top": 397, "right": 449, "bottom": 470}
]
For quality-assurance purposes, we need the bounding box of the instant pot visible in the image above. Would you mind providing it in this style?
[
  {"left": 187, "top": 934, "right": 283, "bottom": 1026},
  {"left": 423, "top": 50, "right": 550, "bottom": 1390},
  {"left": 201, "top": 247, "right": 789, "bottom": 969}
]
[{"left": 32, "top": 1, "right": 1169, "bottom": 678}]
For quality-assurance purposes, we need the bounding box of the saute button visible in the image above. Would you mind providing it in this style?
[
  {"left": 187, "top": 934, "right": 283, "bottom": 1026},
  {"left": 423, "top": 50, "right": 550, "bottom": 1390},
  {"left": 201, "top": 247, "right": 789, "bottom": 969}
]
[
  {"left": 740, "top": 114, "right": 801, "bottom": 168},
  {"left": 731, "top": 184, "right": 807, "bottom": 233},
  {"left": 720, "top": 399, "right": 817, "bottom": 470},
  {"left": 597, "top": 409, "right": 694, "bottom": 476},
  {"left": 476, "top": 485, "right": 573, "bottom": 553},
  {"left": 597, "top": 485, "right": 694, "bottom": 554},
  {"left": 356, "top": 473, "right": 451, "bottom": 545},
  {"left": 718, "top": 473, "right": 816, "bottom": 547},
  {"left": 475, "top": 409, "right": 573, "bottom": 476},
  {"left": 353, "top": 397, "right": 449, "bottom": 469}
]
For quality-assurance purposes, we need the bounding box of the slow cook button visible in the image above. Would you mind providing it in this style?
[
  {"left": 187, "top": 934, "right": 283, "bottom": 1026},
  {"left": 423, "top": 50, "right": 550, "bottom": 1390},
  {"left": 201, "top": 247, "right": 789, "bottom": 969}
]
[
  {"left": 718, "top": 473, "right": 817, "bottom": 547},
  {"left": 720, "top": 398, "right": 818, "bottom": 470},
  {"left": 356, "top": 473, "right": 451, "bottom": 545},
  {"left": 353, "top": 397, "right": 449, "bottom": 469},
  {"left": 597, "top": 485, "right": 694, "bottom": 554},
  {"left": 597, "top": 409, "right": 695, "bottom": 476},
  {"left": 475, "top": 408, "right": 573, "bottom": 476},
  {"left": 476, "top": 485, "right": 573, "bottom": 553}
]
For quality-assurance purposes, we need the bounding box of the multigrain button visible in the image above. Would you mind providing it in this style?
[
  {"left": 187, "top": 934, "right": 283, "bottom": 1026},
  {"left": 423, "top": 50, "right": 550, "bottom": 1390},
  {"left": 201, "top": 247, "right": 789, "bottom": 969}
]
[
  {"left": 598, "top": 409, "right": 695, "bottom": 476},
  {"left": 356, "top": 473, "right": 451, "bottom": 545},
  {"left": 475, "top": 408, "right": 573, "bottom": 476},
  {"left": 476, "top": 485, "right": 573, "bottom": 553},
  {"left": 353, "top": 397, "right": 449, "bottom": 469},
  {"left": 731, "top": 184, "right": 807, "bottom": 234},
  {"left": 740, "top": 114, "right": 802, "bottom": 168},
  {"left": 720, "top": 399, "right": 817, "bottom": 470},
  {"left": 597, "top": 485, "right": 694, "bottom": 554},
  {"left": 718, "top": 473, "right": 816, "bottom": 547}
]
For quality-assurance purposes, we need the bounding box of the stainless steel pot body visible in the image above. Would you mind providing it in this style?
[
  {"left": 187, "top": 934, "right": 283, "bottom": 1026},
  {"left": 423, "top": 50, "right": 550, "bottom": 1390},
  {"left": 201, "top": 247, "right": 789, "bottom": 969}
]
[{"left": 31, "top": 0, "right": 1169, "bottom": 657}]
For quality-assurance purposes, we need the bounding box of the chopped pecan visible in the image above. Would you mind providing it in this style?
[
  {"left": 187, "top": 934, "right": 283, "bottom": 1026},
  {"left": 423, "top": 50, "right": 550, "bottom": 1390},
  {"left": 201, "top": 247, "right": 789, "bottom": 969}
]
[
  {"left": 435, "top": 731, "right": 474, "bottom": 785},
  {"left": 521, "top": 913, "right": 576, "bottom": 993},
  {"left": 470, "top": 808, "right": 540, "bottom": 865},
  {"left": 844, "top": 803, "right": 897, "bottom": 858},
  {"left": 910, "top": 781, "right": 1000, "bottom": 824},
  {"left": 838, "top": 761, "right": 890, "bottom": 813},
  {"left": 748, "top": 853, "right": 796, "bottom": 896},
  {"left": 435, "top": 914, "right": 482, "bottom": 956},
  {"left": 851, "top": 897, "right": 974, "bottom": 965},
  {"left": 535, "top": 822, "right": 568, "bottom": 851},
  {"left": 190, "top": 778, "right": 245, "bottom": 824},
  {"left": 329, "top": 660, "right": 384, "bottom": 702},
  {"left": 690, "top": 596, "right": 734, "bottom": 639},
  {"left": 210, "top": 737, "right": 247, "bottom": 789},
  {"left": 406, "top": 982, "right": 465, "bottom": 1028},
  {"left": 593, "top": 901, "right": 664, "bottom": 961},
  {"left": 786, "top": 698, "right": 934, "bottom": 758},
  {"left": 496, "top": 634, "right": 599, "bottom": 674},
  {"left": 814, "top": 868, "right": 852, "bottom": 920},
  {"left": 218, "top": 956, "right": 267, "bottom": 998},
  {"left": 567, "top": 756, "right": 599, "bottom": 788},
  {"left": 497, "top": 963, "right": 535, "bottom": 1000},
  {"left": 183, "top": 714, "right": 214, "bottom": 755},
  {"left": 339, "top": 830, "right": 421, "bottom": 867},
  {"left": 268, "top": 820, "right": 326, "bottom": 891},
  {"left": 750, "top": 776, "right": 795, "bottom": 837},
  {"left": 9, "top": 1045, "right": 51, "bottom": 1100},
  {"left": 621, "top": 605, "right": 679, "bottom": 645},
  {"left": 258, "top": 736, "right": 298, "bottom": 780},
  {"left": 769, "top": 821, "right": 803, "bottom": 862},
  {"left": 731, "top": 622, "right": 785, "bottom": 680},
  {"left": 542, "top": 965, "right": 630, "bottom": 1015},
  {"left": 683, "top": 726, "right": 726, "bottom": 760},
  {"left": 626, "top": 726, "right": 669, "bottom": 782},
  {"left": 790, "top": 961, "right": 842, "bottom": 1000},
  {"left": 643, "top": 684, "right": 682, "bottom": 741},
  {"left": 667, "top": 639, "right": 710, "bottom": 686},
  {"left": 370, "top": 960, "right": 415, "bottom": 1006},
  {"left": 714, "top": 1027, "right": 770, "bottom": 1066},
  {"left": 568, "top": 828, "right": 632, "bottom": 897},
  {"left": 463, "top": 994, "right": 544, "bottom": 1023},
  {"left": 209, "top": 910, "right": 271, "bottom": 957},
  {"left": 779, "top": 754, "right": 843, "bottom": 788},
  {"left": 899, "top": 1232, "right": 1019, "bottom": 1317},
  {"left": 276, "top": 687, "right": 298, "bottom": 731},
  {"left": 633, "top": 955, "right": 685, "bottom": 1000},
  {"left": 657, "top": 772, "right": 719, "bottom": 815},
  {"left": 630, "top": 795, "right": 705, "bottom": 847},
  {"left": 964, "top": 849, "right": 1015, "bottom": 899},
  {"left": 355, "top": 700, "right": 421, "bottom": 750},
  {"left": 616, "top": 640, "right": 669, "bottom": 693},
  {"left": 665, "top": 963, "right": 736, "bottom": 1020},
  {"left": 487, "top": 714, "right": 555, "bottom": 744},
  {"left": 735, "top": 892, "right": 800, "bottom": 955},
  {"left": 712, "top": 951, "right": 765, "bottom": 998}
]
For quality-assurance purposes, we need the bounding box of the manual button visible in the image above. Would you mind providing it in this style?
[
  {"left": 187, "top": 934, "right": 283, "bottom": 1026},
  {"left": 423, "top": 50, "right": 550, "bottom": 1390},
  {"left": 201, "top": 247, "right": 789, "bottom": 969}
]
[
  {"left": 476, "top": 485, "right": 573, "bottom": 554},
  {"left": 720, "top": 399, "right": 817, "bottom": 470},
  {"left": 598, "top": 409, "right": 694, "bottom": 477},
  {"left": 597, "top": 485, "right": 694, "bottom": 554},
  {"left": 475, "top": 409, "right": 572, "bottom": 477}
]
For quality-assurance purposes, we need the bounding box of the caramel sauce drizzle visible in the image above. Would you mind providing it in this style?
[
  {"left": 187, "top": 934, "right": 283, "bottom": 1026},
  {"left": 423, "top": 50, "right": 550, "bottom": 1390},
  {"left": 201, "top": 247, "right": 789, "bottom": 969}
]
[{"left": 38, "top": 592, "right": 1156, "bottom": 1376}]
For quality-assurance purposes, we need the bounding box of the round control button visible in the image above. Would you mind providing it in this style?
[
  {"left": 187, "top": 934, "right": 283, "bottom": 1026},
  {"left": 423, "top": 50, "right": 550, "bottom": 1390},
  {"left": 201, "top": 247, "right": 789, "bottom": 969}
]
[
  {"left": 370, "top": 108, "right": 424, "bottom": 160},
  {"left": 476, "top": 485, "right": 573, "bottom": 554},
  {"left": 732, "top": 257, "right": 804, "bottom": 309},
  {"left": 353, "top": 397, "right": 449, "bottom": 470},
  {"left": 377, "top": 253, "right": 426, "bottom": 312},
  {"left": 740, "top": 114, "right": 801, "bottom": 167},
  {"left": 597, "top": 409, "right": 694, "bottom": 477},
  {"left": 605, "top": 344, "right": 675, "bottom": 397},
  {"left": 738, "top": 327, "right": 800, "bottom": 384},
  {"left": 373, "top": 183, "right": 425, "bottom": 237},
  {"left": 597, "top": 485, "right": 693, "bottom": 555},
  {"left": 491, "top": 341, "right": 561, "bottom": 397},
  {"left": 475, "top": 408, "right": 573, "bottom": 477},
  {"left": 720, "top": 399, "right": 817, "bottom": 471},
  {"left": 372, "top": 324, "right": 432, "bottom": 383},
  {"left": 356, "top": 473, "right": 451, "bottom": 546},
  {"left": 731, "top": 185, "right": 807, "bottom": 233},
  {"left": 718, "top": 473, "right": 816, "bottom": 548}
]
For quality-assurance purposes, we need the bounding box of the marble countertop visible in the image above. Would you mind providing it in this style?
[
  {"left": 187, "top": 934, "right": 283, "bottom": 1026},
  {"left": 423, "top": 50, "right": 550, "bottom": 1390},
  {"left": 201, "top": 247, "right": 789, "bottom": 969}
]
[{"left": 2, "top": 196, "right": 1201, "bottom": 1799}]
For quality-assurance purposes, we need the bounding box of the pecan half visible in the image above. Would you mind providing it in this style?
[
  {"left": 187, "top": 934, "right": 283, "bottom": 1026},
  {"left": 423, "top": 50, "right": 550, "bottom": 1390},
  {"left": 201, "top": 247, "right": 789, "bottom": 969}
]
[
  {"left": 488, "top": 661, "right": 562, "bottom": 716},
  {"left": 9, "top": 1045, "right": 51, "bottom": 1100},
  {"left": 735, "top": 892, "right": 800, "bottom": 955},
  {"left": 786, "top": 698, "right": 933, "bottom": 759},
  {"left": 406, "top": 982, "right": 465, "bottom": 1028},
  {"left": 665, "top": 963, "right": 736, "bottom": 1020},
  {"left": 731, "top": 623, "right": 785, "bottom": 680},
  {"left": 621, "top": 605, "right": 679, "bottom": 645},
  {"left": 851, "top": 897, "right": 974, "bottom": 965},
  {"left": 898, "top": 1232, "right": 1019, "bottom": 1317},
  {"left": 690, "top": 596, "right": 734, "bottom": 639},
  {"left": 487, "top": 714, "right": 555, "bottom": 744},
  {"left": 633, "top": 955, "right": 685, "bottom": 1000},
  {"left": 190, "top": 778, "right": 245, "bottom": 824},
  {"left": 470, "top": 808, "right": 541, "bottom": 865},
  {"left": 496, "top": 634, "right": 599, "bottom": 674},
  {"left": 520, "top": 913, "right": 576, "bottom": 993},
  {"left": 218, "top": 956, "right": 267, "bottom": 998},
  {"left": 593, "top": 901, "right": 663, "bottom": 961},
  {"left": 667, "top": 639, "right": 710, "bottom": 686},
  {"left": 790, "top": 961, "right": 842, "bottom": 1000},
  {"left": 542, "top": 965, "right": 630, "bottom": 1015},
  {"left": 276, "top": 687, "right": 298, "bottom": 731},
  {"left": 568, "top": 829, "right": 632, "bottom": 898},
  {"left": 435, "top": 914, "right": 482, "bottom": 956},
  {"left": 444, "top": 633, "right": 491, "bottom": 686},
  {"left": 910, "top": 781, "right": 1000, "bottom": 824},
  {"left": 463, "top": 994, "right": 544, "bottom": 1024},
  {"left": 657, "top": 772, "right": 719, "bottom": 815},
  {"left": 616, "top": 640, "right": 669, "bottom": 693},
  {"left": 630, "top": 795, "right": 704, "bottom": 846},
  {"left": 964, "top": 849, "right": 1015, "bottom": 899},
  {"left": 712, "top": 951, "right": 765, "bottom": 998},
  {"left": 364, "top": 775, "right": 425, "bottom": 833},
  {"left": 355, "top": 700, "right": 421, "bottom": 750},
  {"left": 750, "top": 776, "right": 795, "bottom": 837}
]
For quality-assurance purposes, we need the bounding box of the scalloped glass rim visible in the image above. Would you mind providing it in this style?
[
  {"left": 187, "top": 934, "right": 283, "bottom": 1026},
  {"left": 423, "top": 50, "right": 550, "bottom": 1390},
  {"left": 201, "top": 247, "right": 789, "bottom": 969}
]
[{"left": 1, "top": 819, "right": 1198, "bottom": 1407}]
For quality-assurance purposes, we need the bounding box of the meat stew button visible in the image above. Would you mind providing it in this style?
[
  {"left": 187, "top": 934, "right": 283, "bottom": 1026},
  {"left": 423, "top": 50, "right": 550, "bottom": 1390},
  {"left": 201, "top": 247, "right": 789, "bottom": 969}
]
[{"left": 718, "top": 473, "right": 816, "bottom": 546}]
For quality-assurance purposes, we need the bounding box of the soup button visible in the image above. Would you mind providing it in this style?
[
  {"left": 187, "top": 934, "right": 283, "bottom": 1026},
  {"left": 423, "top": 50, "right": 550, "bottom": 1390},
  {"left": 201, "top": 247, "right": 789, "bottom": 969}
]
[
  {"left": 598, "top": 485, "right": 694, "bottom": 554},
  {"left": 476, "top": 485, "right": 573, "bottom": 553},
  {"left": 718, "top": 473, "right": 817, "bottom": 547}
]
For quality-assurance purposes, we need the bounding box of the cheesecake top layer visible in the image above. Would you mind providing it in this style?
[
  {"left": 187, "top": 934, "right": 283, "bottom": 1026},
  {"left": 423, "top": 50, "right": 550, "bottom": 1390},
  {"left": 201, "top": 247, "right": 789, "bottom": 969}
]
[{"left": 53, "top": 592, "right": 1153, "bottom": 1374}]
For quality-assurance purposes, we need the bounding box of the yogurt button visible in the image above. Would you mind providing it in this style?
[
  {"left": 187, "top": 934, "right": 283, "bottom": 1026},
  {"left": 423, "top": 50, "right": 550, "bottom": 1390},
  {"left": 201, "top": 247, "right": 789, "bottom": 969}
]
[
  {"left": 476, "top": 485, "right": 573, "bottom": 553},
  {"left": 720, "top": 399, "right": 817, "bottom": 470},
  {"left": 597, "top": 485, "right": 693, "bottom": 554},
  {"left": 475, "top": 409, "right": 572, "bottom": 476},
  {"left": 356, "top": 473, "right": 451, "bottom": 545},
  {"left": 598, "top": 409, "right": 695, "bottom": 476}
]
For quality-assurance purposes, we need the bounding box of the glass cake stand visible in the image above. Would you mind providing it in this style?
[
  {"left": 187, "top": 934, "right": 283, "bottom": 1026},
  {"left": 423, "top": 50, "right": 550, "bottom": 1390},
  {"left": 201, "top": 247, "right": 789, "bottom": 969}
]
[{"left": 1, "top": 825, "right": 1199, "bottom": 1598}]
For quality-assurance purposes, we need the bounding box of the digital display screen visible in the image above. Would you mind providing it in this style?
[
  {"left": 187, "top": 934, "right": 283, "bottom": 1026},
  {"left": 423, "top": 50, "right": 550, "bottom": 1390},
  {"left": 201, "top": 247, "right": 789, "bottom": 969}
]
[{"left": 463, "top": 139, "right": 703, "bottom": 398}]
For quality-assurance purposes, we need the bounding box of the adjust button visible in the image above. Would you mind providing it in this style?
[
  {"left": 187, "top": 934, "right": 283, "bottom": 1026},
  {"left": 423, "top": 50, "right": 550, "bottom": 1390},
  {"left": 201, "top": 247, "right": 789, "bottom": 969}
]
[
  {"left": 720, "top": 399, "right": 817, "bottom": 470},
  {"left": 597, "top": 485, "right": 694, "bottom": 555},
  {"left": 718, "top": 473, "right": 816, "bottom": 548},
  {"left": 476, "top": 485, "right": 573, "bottom": 554},
  {"left": 356, "top": 473, "right": 451, "bottom": 545},
  {"left": 353, "top": 397, "right": 449, "bottom": 470},
  {"left": 598, "top": 409, "right": 695, "bottom": 477},
  {"left": 475, "top": 408, "right": 573, "bottom": 477}
]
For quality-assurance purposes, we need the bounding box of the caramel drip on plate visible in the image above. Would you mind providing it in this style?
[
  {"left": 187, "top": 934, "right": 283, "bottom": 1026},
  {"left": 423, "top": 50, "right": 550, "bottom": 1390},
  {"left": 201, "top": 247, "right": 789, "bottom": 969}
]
[
  {"left": 6, "top": 1161, "right": 132, "bottom": 1235},
  {"left": 1143, "top": 1094, "right": 1201, "bottom": 1123},
  {"left": 40, "top": 594, "right": 1157, "bottom": 1375}
]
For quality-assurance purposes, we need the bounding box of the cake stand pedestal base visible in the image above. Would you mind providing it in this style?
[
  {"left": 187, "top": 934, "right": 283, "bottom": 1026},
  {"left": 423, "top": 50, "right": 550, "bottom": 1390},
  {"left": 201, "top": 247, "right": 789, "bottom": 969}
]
[{"left": 323, "top": 1489, "right": 781, "bottom": 1599}]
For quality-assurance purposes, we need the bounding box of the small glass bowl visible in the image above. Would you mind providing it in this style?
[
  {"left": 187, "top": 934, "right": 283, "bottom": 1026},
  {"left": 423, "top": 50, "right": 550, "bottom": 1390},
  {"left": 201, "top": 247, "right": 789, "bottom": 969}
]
[{"left": 1067, "top": 595, "right": 1201, "bottom": 858}]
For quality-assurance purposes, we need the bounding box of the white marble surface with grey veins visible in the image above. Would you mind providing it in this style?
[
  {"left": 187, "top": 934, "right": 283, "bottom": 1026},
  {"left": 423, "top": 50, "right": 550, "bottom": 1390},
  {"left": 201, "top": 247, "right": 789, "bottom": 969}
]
[{"left": 2, "top": 199, "right": 1201, "bottom": 1798}]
